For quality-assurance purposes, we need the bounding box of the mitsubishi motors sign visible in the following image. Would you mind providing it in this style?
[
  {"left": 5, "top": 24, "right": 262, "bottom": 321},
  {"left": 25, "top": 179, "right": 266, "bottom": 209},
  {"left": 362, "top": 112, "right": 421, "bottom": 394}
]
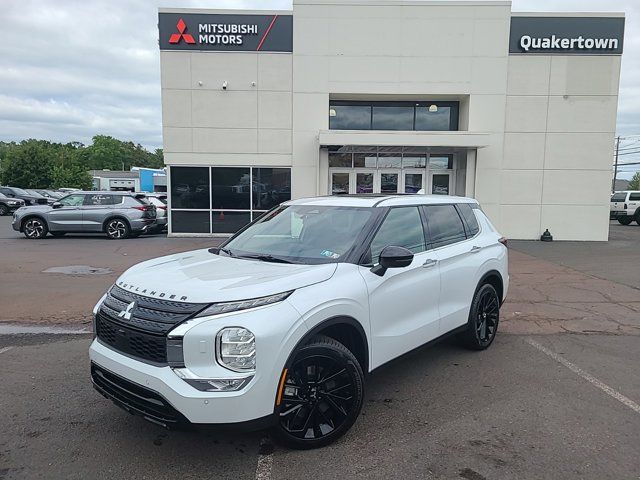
[{"left": 159, "top": 12, "right": 293, "bottom": 52}]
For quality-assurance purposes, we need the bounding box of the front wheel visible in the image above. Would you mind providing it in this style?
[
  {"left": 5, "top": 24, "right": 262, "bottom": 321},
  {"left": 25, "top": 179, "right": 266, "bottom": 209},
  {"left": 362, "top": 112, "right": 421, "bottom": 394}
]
[
  {"left": 271, "top": 335, "right": 364, "bottom": 450},
  {"left": 105, "top": 218, "right": 130, "bottom": 239},
  {"left": 23, "top": 217, "right": 48, "bottom": 239},
  {"left": 618, "top": 217, "right": 633, "bottom": 225},
  {"left": 460, "top": 283, "right": 500, "bottom": 350}
]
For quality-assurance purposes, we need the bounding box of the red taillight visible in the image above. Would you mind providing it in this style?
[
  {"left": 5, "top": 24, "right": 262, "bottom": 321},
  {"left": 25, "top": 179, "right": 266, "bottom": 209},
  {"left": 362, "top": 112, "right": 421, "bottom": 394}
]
[
  {"left": 158, "top": 205, "right": 167, "bottom": 210},
  {"left": 499, "top": 237, "right": 508, "bottom": 247},
  {"left": 132, "top": 206, "right": 146, "bottom": 211}
]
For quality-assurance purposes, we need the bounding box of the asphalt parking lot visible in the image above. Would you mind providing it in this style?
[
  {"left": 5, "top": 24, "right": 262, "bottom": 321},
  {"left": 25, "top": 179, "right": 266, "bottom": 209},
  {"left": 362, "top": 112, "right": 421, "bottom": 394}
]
[{"left": 1, "top": 217, "right": 639, "bottom": 479}]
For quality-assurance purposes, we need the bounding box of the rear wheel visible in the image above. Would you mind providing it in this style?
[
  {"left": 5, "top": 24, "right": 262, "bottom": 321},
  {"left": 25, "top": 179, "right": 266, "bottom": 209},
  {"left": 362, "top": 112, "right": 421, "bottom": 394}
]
[
  {"left": 271, "top": 335, "right": 364, "bottom": 449},
  {"left": 460, "top": 283, "right": 500, "bottom": 350},
  {"left": 23, "top": 217, "right": 48, "bottom": 239},
  {"left": 618, "top": 217, "right": 633, "bottom": 225},
  {"left": 0, "top": 204, "right": 8, "bottom": 216},
  {"left": 105, "top": 218, "right": 130, "bottom": 239}
]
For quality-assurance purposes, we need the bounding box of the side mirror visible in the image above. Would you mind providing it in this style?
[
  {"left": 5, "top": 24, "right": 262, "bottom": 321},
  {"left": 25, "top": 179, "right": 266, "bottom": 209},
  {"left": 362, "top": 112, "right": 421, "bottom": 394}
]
[
  {"left": 370, "top": 245, "right": 414, "bottom": 276},
  {"left": 52, "top": 202, "right": 63, "bottom": 209}
]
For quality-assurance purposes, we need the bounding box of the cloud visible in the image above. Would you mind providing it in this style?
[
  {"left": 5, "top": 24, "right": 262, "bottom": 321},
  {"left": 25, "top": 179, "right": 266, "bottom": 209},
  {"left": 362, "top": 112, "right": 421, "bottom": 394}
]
[{"left": 0, "top": 0, "right": 638, "bottom": 168}]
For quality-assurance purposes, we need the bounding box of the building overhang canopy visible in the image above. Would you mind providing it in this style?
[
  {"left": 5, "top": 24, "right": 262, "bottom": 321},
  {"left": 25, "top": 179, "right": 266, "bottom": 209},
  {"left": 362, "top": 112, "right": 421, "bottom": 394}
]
[{"left": 318, "top": 130, "right": 493, "bottom": 149}]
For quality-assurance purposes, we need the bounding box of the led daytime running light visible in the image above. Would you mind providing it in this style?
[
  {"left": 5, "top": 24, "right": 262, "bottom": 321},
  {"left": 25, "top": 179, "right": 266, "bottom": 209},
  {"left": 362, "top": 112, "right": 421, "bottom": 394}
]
[{"left": 196, "top": 290, "right": 293, "bottom": 318}]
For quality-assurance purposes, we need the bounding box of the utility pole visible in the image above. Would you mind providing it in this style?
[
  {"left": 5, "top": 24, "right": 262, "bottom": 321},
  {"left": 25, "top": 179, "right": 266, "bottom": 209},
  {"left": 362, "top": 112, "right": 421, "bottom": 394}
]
[{"left": 612, "top": 135, "right": 620, "bottom": 193}]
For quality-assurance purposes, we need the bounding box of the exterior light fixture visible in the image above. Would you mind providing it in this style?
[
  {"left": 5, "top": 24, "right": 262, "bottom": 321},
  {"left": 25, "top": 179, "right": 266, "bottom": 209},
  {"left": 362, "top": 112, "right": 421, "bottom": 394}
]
[
  {"left": 329, "top": 108, "right": 337, "bottom": 117},
  {"left": 428, "top": 104, "right": 438, "bottom": 112}
]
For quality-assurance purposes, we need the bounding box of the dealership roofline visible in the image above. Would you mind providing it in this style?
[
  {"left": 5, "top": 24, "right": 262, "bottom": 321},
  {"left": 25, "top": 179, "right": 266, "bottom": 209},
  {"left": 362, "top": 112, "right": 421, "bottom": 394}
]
[
  {"left": 158, "top": 8, "right": 292, "bottom": 15},
  {"left": 511, "top": 12, "right": 625, "bottom": 18}
]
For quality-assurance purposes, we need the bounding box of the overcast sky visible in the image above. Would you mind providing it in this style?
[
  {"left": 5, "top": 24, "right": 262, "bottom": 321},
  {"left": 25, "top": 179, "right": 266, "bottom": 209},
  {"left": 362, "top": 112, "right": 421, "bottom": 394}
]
[{"left": 0, "top": 0, "right": 638, "bottom": 178}]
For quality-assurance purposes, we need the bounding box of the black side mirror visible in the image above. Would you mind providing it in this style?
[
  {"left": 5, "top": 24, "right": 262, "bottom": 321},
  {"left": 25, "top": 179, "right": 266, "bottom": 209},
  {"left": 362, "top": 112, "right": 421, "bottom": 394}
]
[
  {"left": 370, "top": 245, "right": 414, "bottom": 276},
  {"left": 52, "top": 202, "right": 62, "bottom": 209}
]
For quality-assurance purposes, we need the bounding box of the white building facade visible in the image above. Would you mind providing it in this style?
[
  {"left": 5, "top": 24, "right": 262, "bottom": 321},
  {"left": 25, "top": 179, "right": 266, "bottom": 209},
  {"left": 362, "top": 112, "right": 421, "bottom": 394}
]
[{"left": 159, "top": 0, "right": 624, "bottom": 240}]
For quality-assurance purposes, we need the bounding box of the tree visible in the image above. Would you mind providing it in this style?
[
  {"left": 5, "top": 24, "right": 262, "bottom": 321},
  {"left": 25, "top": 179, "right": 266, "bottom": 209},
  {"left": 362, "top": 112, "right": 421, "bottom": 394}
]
[
  {"left": 51, "top": 162, "right": 93, "bottom": 190},
  {"left": 629, "top": 171, "right": 640, "bottom": 190},
  {"left": 1, "top": 140, "right": 54, "bottom": 188}
]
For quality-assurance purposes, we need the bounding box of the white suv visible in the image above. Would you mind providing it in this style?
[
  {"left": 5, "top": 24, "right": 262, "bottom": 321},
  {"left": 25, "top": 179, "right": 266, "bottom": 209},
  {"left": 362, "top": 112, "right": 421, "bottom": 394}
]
[
  {"left": 610, "top": 190, "right": 640, "bottom": 225},
  {"left": 89, "top": 195, "right": 508, "bottom": 449}
]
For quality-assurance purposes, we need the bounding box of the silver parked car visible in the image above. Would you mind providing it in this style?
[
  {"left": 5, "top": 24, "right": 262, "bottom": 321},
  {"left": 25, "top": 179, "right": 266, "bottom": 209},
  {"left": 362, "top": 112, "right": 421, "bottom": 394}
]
[{"left": 12, "top": 191, "right": 157, "bottom": 239}]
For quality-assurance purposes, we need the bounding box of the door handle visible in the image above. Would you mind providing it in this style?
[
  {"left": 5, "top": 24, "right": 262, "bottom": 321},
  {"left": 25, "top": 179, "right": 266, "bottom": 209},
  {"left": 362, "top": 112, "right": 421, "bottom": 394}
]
[
  {"left": 470, "top": 246, "right": 482, "bottom": 254},
  {"left": 422, "top": 259, "right": 437, "bottom": 268}
]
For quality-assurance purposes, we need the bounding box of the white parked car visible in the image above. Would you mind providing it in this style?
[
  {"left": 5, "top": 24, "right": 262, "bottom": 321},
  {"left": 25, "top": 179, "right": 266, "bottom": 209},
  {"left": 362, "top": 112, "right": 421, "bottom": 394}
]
[
  {"left": 610, "top": 190, "right": 640, "bottom": 225},
  {"left": 89, "top": 194, "right": 508, "bottom": 449}
]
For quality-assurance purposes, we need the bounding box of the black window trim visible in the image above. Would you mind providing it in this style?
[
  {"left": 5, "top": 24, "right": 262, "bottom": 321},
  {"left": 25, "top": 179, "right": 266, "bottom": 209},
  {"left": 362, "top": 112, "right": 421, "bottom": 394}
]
[
  {"left": 329, "top": 100, "right": 459, "bottom": 132},
  {"left": 454, "top": 203, "right": 481, "bottom": 240}
]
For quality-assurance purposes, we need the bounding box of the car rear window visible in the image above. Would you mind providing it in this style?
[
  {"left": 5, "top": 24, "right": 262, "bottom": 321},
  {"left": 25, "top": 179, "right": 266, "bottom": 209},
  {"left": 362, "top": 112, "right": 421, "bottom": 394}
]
[
  {"left": 424, "top": 204, "right": 467, "bottom": 248},
  {"left": 611, "top": 193, "right": 627, "bottom": 202}
]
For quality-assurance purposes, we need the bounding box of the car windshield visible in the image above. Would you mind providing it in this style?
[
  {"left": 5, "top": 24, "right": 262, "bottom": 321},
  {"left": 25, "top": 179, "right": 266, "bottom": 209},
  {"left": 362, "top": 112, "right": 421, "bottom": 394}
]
[
  {"left": 11, "top": 187, "right": 30, "bottom": 196},
  {"left": 26, "top": 189, "right": 46, "bottom": 198},
  {"left": 611, "top": 193, "right": 627, "bottom": 202},
  {"left": 220, "top": 205, "right": 375, "bottom": 264}
]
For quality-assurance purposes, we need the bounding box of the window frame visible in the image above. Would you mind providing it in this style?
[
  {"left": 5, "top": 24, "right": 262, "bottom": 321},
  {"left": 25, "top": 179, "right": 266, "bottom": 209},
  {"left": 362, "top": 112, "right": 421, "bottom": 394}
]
[
  {"left": 455, "top": 203, "right": 481, "bottom": 239},
  {"left": 329, "top": 100, "right": 459, "bottom": 131}
]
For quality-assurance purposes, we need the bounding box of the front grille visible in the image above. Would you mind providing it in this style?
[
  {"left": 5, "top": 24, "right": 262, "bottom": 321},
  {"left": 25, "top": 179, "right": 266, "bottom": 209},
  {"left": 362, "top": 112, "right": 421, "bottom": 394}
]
[
  {"left": 91, "top": 363, "right": 187, "bottom": 427},
  {"left": 96, "top": 285, "right": 208, "bottom": 365}
]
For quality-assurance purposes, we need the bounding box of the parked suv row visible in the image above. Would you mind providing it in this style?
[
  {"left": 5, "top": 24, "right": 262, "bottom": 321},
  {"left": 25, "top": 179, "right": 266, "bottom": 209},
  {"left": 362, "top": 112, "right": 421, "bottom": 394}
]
[
  {"left": 0, "top": 186, "right": 53, "bottom": 207},
  {"left": 11, "top": 191, "right": 157, "bottom": 239},
  {"left": 610, "top": 190, "right": 640, "bottom": 225}
]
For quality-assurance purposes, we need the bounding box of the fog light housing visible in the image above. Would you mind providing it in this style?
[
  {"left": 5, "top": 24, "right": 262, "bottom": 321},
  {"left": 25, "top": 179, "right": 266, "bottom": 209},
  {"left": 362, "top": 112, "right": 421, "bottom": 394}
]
[
  {"left": 173, "top": 368, "right": 252, "bottom": 392},
  {"left": 216, "top": 327, "right": 256, "bottom": 372}
]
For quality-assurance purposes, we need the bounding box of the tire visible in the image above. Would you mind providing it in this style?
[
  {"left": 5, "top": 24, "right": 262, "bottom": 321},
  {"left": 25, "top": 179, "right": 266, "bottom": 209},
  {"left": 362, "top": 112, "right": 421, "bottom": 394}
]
[
  {"left": 105, "top": 218, "right": 130, "bottom": 239},
  {"left": 0, "top": 204, "right": 8, "bottom": 216},
  {"left": 271, "top": 335, "right": 365, "bottom": 450},
  {"left": 618, "top": 217, "right": 633, "bottom": 226},
  {"left": 460, "top": 283, "right": 500, "bottom": 350},
  {"left": 50, "top": 232, "right": 66, "bottom": 237},
  {"left": 22, "top": 217, "right": 48, "bottom": 239}
]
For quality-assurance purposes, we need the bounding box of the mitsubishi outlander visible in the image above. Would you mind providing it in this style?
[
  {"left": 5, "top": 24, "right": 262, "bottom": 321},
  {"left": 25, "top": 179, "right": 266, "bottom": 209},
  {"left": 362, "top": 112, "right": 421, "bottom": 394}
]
[{"left": 90, "top": 194, "right": 508, "bottom": 449}]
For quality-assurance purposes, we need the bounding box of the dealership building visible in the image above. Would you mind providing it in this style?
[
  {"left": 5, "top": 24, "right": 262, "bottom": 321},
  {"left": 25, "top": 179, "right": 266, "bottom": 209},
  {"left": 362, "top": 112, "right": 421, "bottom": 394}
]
[{"left": 158, "top": 0, "right": 624, "bottom": 240}]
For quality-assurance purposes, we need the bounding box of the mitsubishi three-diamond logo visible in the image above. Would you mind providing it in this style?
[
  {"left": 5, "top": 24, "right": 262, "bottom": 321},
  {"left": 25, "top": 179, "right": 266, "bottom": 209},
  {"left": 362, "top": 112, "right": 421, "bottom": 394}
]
[
  {"left": 169, "top": 18, "right": 195, "bottom": 44},
  {"left": 118, "top": 301, "right": 136, "bottom": 321}
]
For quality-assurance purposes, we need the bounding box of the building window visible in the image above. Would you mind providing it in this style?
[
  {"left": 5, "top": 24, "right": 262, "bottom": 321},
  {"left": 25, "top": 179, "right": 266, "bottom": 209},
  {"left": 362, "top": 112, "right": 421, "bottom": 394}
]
[
  {"left": 169, "top": 166, "right": 291, "bottom": 234},
  {"left": 329, "top": 101, "right": 458, "bottom": 131}
]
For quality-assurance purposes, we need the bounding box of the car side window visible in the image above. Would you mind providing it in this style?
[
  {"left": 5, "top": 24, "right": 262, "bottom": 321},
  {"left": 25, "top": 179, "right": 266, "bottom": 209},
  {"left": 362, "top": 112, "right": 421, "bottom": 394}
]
[
  {"left": 456, "top": 203, "right": 480, "bottom": 237},
  {"left": 629, "top": 193, "right": 640, "bottom": 201},
  {"left": 58, "top": 194, "right": 85, "bottom": 207},
  {"left": 85, "top": 194, "right": 113, "bottom": 206},
  {"left": 369, "top": 207, "right": 426, "bottom": 265},
  {"left": 424, "top": 204, "right": 467, "bottom": 248}
]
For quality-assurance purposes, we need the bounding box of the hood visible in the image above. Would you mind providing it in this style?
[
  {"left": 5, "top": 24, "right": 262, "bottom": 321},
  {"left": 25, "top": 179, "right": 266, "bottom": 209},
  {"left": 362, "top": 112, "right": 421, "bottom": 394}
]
[
  {"left": 17, "top": 205, "right": 52, "bottom": 213},
  {"left": 115, "top": 248, "right": 337, "bottom": 303}
]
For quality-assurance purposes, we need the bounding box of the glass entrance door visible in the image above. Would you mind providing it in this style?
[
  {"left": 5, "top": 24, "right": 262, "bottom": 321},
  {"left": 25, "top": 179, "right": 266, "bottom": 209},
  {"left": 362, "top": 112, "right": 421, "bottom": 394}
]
[
  {"left": 430, "top": 172, "right": 452, "bottom": 195},
  {"left": 330, "top": 171, "right": 351, "bottom": 195},
  {"left": 379, "top": 170, "right": 399, "bottom": 194},
  {"left": 403, "top": 171, "right": 424, "bottom": 194},
  {"left": 355, "top": 171, "right": 375, "bottom": 194}
]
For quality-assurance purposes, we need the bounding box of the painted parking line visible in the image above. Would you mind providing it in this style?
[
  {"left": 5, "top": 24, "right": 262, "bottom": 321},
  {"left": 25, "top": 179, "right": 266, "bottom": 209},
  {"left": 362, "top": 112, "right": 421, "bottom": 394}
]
[
  {"left": 526, "top": 338, "right": 640, "bottom": 415},
  {"left": 255, "top": 437, "right": 274, "bottom": 480},
  {"left": 0, "top": 346, "right": 14, "bottom": 354}
]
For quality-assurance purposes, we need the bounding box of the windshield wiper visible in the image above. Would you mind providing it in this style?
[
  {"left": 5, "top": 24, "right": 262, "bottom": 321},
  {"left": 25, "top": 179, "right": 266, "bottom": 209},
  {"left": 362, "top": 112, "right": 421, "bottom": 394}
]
[{"left": 235, "top": 253, "right": 294, "bottom": 264}]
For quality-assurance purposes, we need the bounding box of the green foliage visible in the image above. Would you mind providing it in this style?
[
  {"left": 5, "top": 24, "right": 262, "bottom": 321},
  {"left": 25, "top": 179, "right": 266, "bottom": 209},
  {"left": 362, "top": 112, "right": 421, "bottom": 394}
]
[
  {"left": 628, "top": 171, "right": 640, "bottom": 190},
  {"left": 0, "top": 136, "right": 163, "bottom": 189},
  {"left": 51, "top": 162, "right": 93, "bottom": 190}
]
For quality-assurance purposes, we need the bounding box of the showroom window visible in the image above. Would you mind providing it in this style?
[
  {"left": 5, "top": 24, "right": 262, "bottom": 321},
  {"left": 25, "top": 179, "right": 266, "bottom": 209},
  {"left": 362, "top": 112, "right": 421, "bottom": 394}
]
[
  {"left": 169, "top": 166, "right": 291, "bottom": 234},
  {"left": 329, "top": 101, "right": 459, "bottom": 131}
]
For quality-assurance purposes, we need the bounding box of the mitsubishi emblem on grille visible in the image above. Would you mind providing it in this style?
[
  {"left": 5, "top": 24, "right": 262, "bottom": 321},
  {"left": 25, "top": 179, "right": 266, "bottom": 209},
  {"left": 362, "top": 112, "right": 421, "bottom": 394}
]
[{"left": 118, "top": 301, "right": 136, "bottom": 321}]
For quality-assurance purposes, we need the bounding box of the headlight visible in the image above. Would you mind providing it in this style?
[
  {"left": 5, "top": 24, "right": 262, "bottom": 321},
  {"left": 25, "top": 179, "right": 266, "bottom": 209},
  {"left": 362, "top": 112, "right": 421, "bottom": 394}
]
[
  {"left": 216, "top": 327, "right": 256, "bottom": 372},
  {"left": 195, "top": 290, "right": 293, "bottom": 318}
]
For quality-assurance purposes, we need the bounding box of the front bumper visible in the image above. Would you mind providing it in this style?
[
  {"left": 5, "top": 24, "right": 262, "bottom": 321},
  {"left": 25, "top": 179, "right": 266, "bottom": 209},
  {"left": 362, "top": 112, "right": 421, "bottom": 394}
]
[
  {"left": 610, "top": 211, "right": 630, "bottom": 219},
  {"left": 89, "top": 298, "right": 307, "bottom": 426}
]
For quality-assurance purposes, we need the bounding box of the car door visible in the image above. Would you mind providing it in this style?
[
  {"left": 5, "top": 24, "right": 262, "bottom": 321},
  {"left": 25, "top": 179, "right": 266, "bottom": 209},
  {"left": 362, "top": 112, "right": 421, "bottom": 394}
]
[
  {"left": 81, "top": 193, "right": 114, "bottom": 231},
  {"left": 47, "top": 194, "right": 85, "bottom": 231},
  {"left": 423, "top": 203, "right": 487, "bottom": 335},
  {"left": 358, "top": 206, "right": 441, "bottom": 370}
]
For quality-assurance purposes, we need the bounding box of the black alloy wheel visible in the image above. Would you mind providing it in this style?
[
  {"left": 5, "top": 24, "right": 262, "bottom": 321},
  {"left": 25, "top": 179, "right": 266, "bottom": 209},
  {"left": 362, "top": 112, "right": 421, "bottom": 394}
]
[
  {"left": 461, "top": 283, "right": 500, "bottom": 350},
  {"left": 23, "top": 217, "right": 48, "bottom": 239},
  {"left": 272, "top": 335, "right": 364, "bottom": 449},
  {"left": 0, "top": 204, "right": 8, "bottom": 216}
]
